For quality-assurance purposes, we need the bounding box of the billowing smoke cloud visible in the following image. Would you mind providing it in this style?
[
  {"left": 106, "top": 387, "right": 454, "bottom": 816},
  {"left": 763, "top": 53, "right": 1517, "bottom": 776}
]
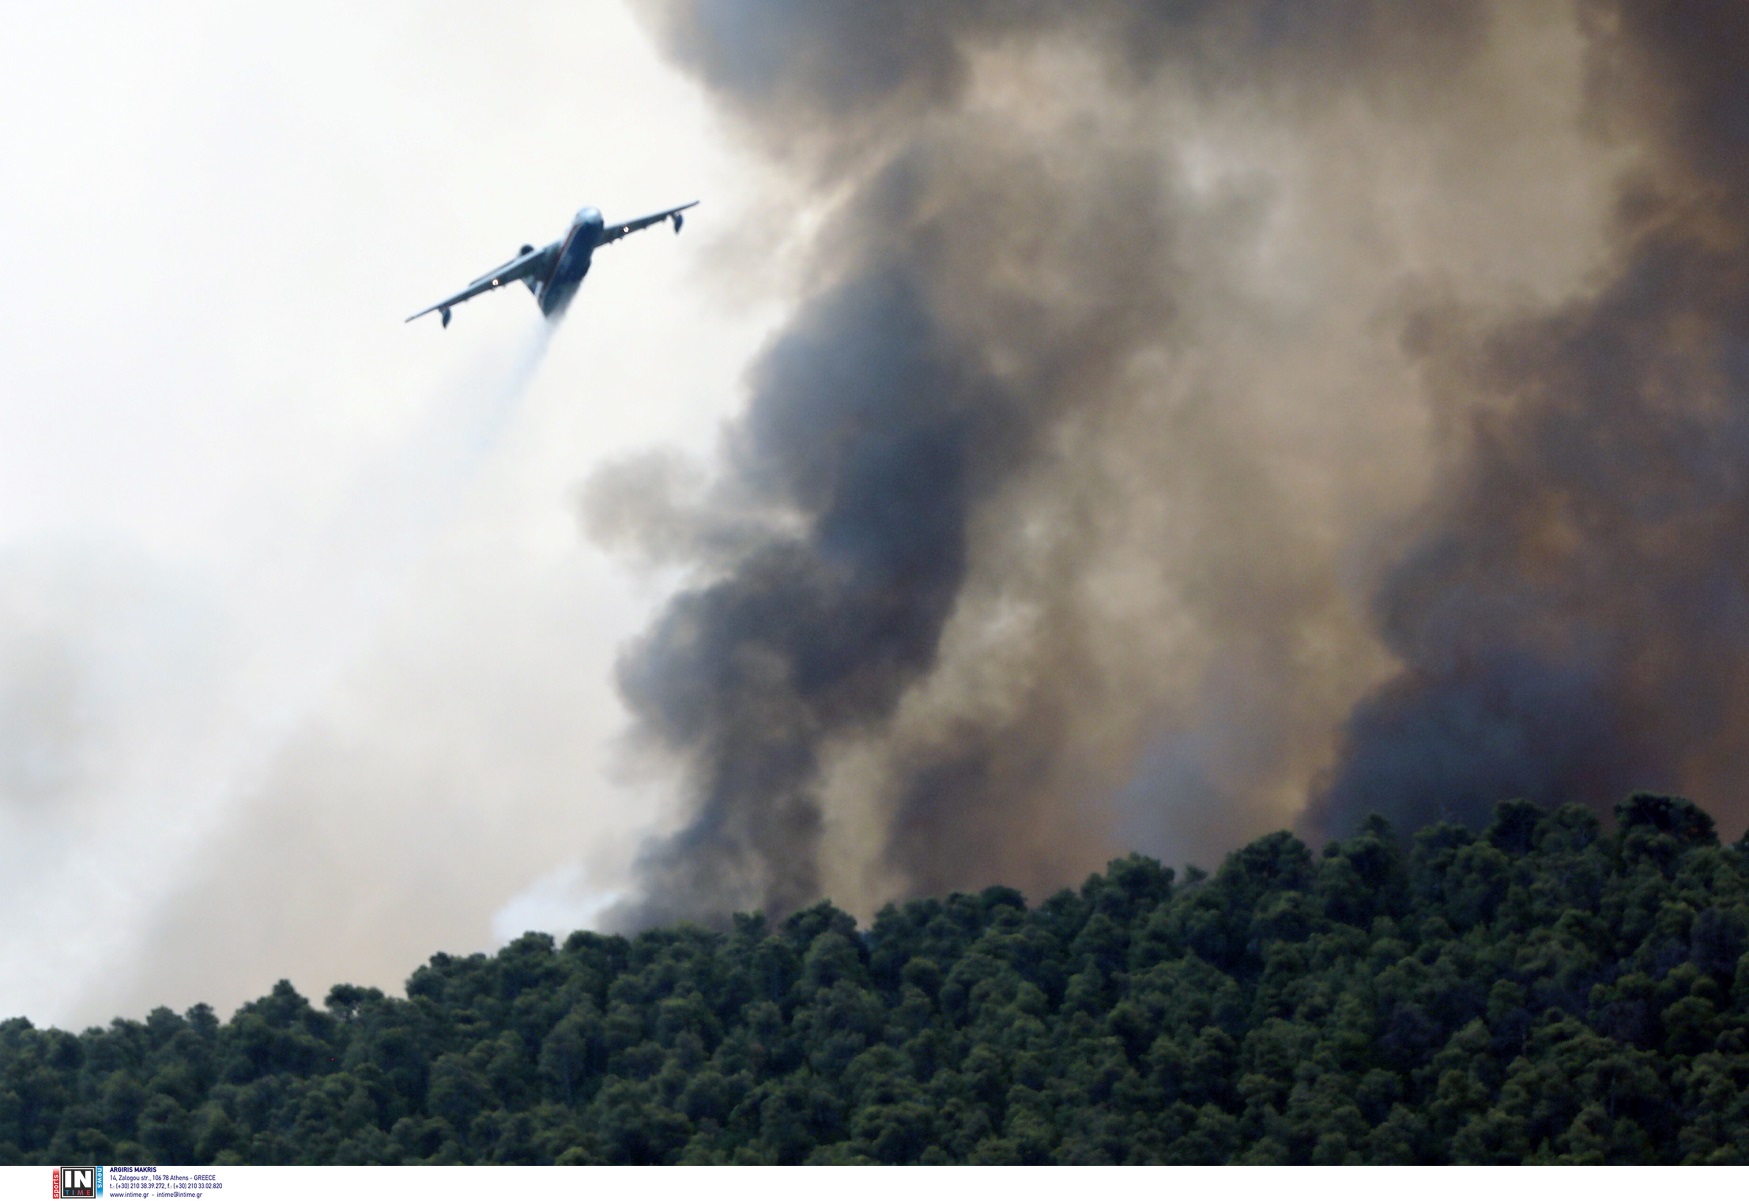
[
  {"left": 595, "top": 0, "right": 1749, "bottom": 927},
  {"left": 1306, "top": 0, "right": 1749, "bottom": 836}
]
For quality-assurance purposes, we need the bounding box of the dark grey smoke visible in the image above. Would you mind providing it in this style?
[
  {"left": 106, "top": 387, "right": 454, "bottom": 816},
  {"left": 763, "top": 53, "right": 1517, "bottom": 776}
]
[
  {"left": 594, "top": 0, "right": 1749, "bottom": 927},
  {"left": 609, "top": 269, "right": 1005, "bottom": 922},
  {"left": 1306, "top": 0, "right": 1749, "bottom": 837}
]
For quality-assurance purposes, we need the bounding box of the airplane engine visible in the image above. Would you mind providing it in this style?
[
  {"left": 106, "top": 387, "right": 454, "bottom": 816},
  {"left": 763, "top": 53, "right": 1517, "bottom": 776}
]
[
  {"left": 672, "top": 213, "right": 684, "bottom": 233},
  {"left": 519, "top": 244, "right": 534, "bottom": 255}
]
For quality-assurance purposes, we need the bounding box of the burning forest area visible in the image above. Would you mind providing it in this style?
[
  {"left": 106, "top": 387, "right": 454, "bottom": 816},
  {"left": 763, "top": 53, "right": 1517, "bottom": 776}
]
[{"left": 4, "top": 0, "right": 1749, "bottom": 1170}]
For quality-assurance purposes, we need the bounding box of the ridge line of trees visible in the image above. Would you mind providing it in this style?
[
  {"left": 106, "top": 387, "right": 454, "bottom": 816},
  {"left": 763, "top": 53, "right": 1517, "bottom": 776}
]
[{"left": 4, "top": 793, "right": 1749, "bottom": 1164}]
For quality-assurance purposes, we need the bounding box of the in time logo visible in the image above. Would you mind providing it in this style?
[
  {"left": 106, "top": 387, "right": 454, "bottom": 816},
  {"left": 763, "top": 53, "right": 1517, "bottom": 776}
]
[{"left": 53, "top": 1166, "right": 100, "bottom": 1199}]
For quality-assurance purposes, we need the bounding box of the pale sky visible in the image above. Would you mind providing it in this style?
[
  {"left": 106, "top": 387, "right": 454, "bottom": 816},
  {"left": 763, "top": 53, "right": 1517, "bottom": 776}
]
[{"left": 0, "top": 1, "right": 783, "bottom": 1028}]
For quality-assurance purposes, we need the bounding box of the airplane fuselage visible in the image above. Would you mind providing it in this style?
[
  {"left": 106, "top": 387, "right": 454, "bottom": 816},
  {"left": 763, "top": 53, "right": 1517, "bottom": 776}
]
[{"left": 537, "top": 206, "right": 606, "bottom": 319}]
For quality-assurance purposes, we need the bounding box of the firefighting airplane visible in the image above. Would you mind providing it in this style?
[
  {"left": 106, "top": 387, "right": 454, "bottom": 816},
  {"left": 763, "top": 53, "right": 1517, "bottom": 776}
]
[{"left": 406, "top": 201, "right": 698, "bottom": 327}]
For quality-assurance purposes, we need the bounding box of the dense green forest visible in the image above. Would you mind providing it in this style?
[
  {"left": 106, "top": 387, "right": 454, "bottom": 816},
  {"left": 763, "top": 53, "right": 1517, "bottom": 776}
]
[{"left": 6, "top": 794, "right": 1749, "bottom": 1164}]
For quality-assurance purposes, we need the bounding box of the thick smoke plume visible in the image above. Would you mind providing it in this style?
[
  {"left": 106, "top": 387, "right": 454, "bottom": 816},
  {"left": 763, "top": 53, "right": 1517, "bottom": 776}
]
[
  {"left": 1307, "top": 1, "right": 1749, "bottom": 835},
  {"left": 595, "top": 0, "right": 1749, "bottom": 927}
]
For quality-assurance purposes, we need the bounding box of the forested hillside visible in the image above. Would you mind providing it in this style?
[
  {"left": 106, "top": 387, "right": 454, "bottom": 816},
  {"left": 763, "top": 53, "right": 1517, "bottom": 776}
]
[{"left": 6, "top": 794, "right": 1749, "bottom": 1164}]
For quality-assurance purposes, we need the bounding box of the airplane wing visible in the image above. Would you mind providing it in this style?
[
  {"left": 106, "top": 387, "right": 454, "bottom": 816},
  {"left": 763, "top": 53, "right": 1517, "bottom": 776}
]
[
  {"left": 598, "top": 201, "right": 699, "bottom": 246},
  {"left": 405, "top": 240, "right": 560, "bottom": 324}
]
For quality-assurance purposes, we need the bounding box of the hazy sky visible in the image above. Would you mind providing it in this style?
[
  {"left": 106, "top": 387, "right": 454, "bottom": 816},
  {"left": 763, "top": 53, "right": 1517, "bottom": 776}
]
[{"left": 0, "top": 1, "right": 782, "bottom": 1028}]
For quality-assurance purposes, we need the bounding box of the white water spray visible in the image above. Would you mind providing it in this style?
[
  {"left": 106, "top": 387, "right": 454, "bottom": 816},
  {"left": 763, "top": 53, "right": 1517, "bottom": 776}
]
[{"left": 0, "top": 321, "right": 557, "bottom": 1026}]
